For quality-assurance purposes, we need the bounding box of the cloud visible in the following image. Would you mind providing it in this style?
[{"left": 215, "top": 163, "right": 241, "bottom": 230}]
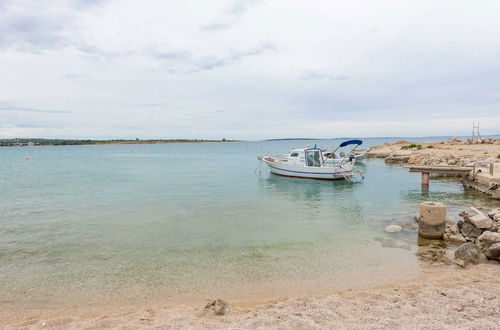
[
  {"left": 151, "top": 42, "right": 278, "bottom": 73},
  {"left": 200, "top": 23, "right": 232, "bottom": 32},
  {"left": 225, "top": 0, "right": 261, "bottom": 17},
  {"left": 301, "top": 71, "right": 349, "bottom": 81},
  {"left": 0, "top": 106, "right": 71, "bottom": 114},
  {"left": 148, "top": 49, "right": 192, "bottom": 61},
  {"left": 0, "top": 0, "right": 107, "bottom": 53},
  {"left": 0, "top": 11, "right": 70, "bottom": 52},
  {"left": 191, "top": 42, "right": 278, "bottom": 72},
  {"left": 72, "top": 0, "right": 107, "bottom": 8},
  {"left": 131, "top": 103, "right": 166, "bottom": 107},
  {"left": 64, "top": 73, "right": 90, "bottom": 80},
  {"left": 1, "top": 1, "right": 500, "bottom": 139},
  {"left": 201, "top": 0, "right": 262, "bottom": 32}
]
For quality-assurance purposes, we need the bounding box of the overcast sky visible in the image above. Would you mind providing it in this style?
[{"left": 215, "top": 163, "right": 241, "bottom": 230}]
[{"left": 1, "top": 0, "right": 499, "bottom": 139}]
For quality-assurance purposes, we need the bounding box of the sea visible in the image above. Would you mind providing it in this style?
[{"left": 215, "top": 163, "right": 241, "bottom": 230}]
[{"left": 0, "top": 137, "right": 497, "bottom": 315}]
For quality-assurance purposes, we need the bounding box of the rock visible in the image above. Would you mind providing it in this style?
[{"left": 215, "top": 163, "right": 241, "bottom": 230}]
[
  {"left": 475, "top": 231, "right": 500, "bottom": 252},
  {"left": 443, "top": 233, "right": 467, "bottom": 244},
  {"left": 205, "top": 299, "right": 228, "bottom": 315},
  {"left": 468, "top": 207, "right": 493, "bottom": 229},
  {"left": 485, "top": 243, "right": 500, "bottom": 260},
  {"left": 375, "top": 237, "right": 411, "bottom": 250},
  {"left": 488, "top": 208, "right": 500, "bottom": 221},
  {"left": 454, "top": 242, "right": 488, "bottom": 267},
  {"left": 459, "top": 222, "right": 483, "bottom": 241},
  {"left": 385, "top": 225, "right": 403, "bottom": 233},
  {"left": 469, "top": 214, "right": 493, "bottom": 229},
  {"left": 401, "top": 221, "right": 418, "bottom": 231},
  {"left": 445, "top": 223, "right": 460, "bottom": 235}
]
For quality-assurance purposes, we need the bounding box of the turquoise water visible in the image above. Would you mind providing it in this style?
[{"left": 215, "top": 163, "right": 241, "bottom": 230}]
[{"left": 0, "top": 139, "right": 496, "bottom": 312}]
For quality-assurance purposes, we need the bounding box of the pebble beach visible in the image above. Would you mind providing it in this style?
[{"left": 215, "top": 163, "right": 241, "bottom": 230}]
[{"left": 5, "top": 264, "right": 499, "bottom": 329}]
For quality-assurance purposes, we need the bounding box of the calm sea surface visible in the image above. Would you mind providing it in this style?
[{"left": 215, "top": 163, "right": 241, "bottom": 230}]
[{"left": 0, "top": 138, "right": 496, "bottom": 312}]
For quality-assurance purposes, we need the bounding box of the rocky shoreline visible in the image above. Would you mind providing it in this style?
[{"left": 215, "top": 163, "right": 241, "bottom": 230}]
[
  {"left": 451, "top": 207, "right": 500, "bottom": 266},
  {"left": 366, "top": 137, "right": 500, "bottom": 166},
  {"left": 366, "top": 138, "right": 500, "bottom": 199}
]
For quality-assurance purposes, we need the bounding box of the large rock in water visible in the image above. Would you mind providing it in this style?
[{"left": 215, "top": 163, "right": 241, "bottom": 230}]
[{"left": 454, "top": 242, "right": 487, "bottom": 267}]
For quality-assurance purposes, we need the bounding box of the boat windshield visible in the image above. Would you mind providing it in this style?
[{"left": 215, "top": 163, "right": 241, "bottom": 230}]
[{"left": 305, "top": 150, "right": 321, "bottom": 167}]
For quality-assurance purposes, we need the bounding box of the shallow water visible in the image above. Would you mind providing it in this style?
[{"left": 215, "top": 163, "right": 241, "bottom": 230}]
[{"left": 0, "top": 138, "right": 496, "bottom": 314}]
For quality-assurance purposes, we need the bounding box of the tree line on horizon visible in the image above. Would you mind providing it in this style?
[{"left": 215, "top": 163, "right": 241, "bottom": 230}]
[{"left": 0, "top": 138, "right": 235, "bottom": 146}]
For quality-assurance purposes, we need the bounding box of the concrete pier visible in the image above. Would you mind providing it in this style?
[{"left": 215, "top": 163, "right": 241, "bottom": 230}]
[
  {"left": 406, "top": 165, "right": 473, "bottom": 187},
  {"left": 418, "top": 201, "right": 446, "bottom": 239}
]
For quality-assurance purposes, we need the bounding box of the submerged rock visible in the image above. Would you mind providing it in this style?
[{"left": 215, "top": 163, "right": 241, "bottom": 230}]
[
  {"left": 385, "top": 225, "right": 403, "bottom": 233},
  {"left": 416, "top": 241, "right": 452, "bottom": 265},
  {"left": 374, "top": 237, "right": 411, "bottom": 250},
  {"left": 454, "top": 242, "right": 488, "bottom": 267}
]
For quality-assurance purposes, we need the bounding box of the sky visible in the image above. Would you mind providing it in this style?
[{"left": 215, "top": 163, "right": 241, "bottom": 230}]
[{"left": 0, "top": 0, "right": 499, "bottom": 140}]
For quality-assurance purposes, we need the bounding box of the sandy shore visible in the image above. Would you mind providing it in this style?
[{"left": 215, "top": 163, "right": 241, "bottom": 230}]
[{"left": 5, "top": 263, "right": 499, "bottom": 329}]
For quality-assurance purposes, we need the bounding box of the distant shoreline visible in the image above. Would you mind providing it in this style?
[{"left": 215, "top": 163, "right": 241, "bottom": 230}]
[{"left": 0, "top": 138, "right": 242, "bottom": 147}]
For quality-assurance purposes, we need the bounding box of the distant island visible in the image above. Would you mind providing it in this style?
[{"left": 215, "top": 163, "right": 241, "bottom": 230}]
[{"left": 0, "top": 138, "right": 240, "bottom": 147}]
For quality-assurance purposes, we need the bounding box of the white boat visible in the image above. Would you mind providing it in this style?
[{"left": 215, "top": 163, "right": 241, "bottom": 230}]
[{"left": 259, "top": 145, "right": 360, "bottom": 180}]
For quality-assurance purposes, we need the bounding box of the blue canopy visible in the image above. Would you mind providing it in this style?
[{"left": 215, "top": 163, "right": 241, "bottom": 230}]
[{"left": 339, "top": 139, "right": 362, "bottom": 147}]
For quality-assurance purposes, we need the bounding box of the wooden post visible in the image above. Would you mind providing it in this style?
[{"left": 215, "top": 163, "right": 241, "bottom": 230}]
[
  {"left": 490, "top": 163, "right": 494, "bottom": 176},
  {"left": 422, "top": 172, "right": 430, "bottom": 187}
]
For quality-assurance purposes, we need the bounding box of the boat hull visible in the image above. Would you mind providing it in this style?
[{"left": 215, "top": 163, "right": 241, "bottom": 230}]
[{"left": 263, "top": 157, "right": 352, "bottom": 180}]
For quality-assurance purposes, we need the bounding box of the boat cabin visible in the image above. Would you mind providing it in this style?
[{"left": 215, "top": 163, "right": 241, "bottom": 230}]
[{"left": 279, "top": 148, "right": 325, "bottom": 167}]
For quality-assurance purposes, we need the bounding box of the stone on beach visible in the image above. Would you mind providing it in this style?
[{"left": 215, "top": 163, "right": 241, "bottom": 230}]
[
  {"left": 459, "top": 220, "right": 483, "bottom": 241},
  {"left": 475, "top": 231, "right": 500, "bottom": 252},
  {"left": 205, "top": 299, "right": 229, "bottom": 316},
  {"left": 487, "top": 208, "right": 500, "bottom": 221},
  {"left": 454, "top": 242, "right": 487, "bottom": 267},
  {"left": 469, "top": 214, "right": 493, "bottom": 229},
  {"left": 468, "top": 207, "right": 493, "bottom": 229},
  {"left": 485, "top": 243, "right": 500, "bottom": 260},
  {"left": 443, "top": 233, "right": 467, "bottom": 243}
]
